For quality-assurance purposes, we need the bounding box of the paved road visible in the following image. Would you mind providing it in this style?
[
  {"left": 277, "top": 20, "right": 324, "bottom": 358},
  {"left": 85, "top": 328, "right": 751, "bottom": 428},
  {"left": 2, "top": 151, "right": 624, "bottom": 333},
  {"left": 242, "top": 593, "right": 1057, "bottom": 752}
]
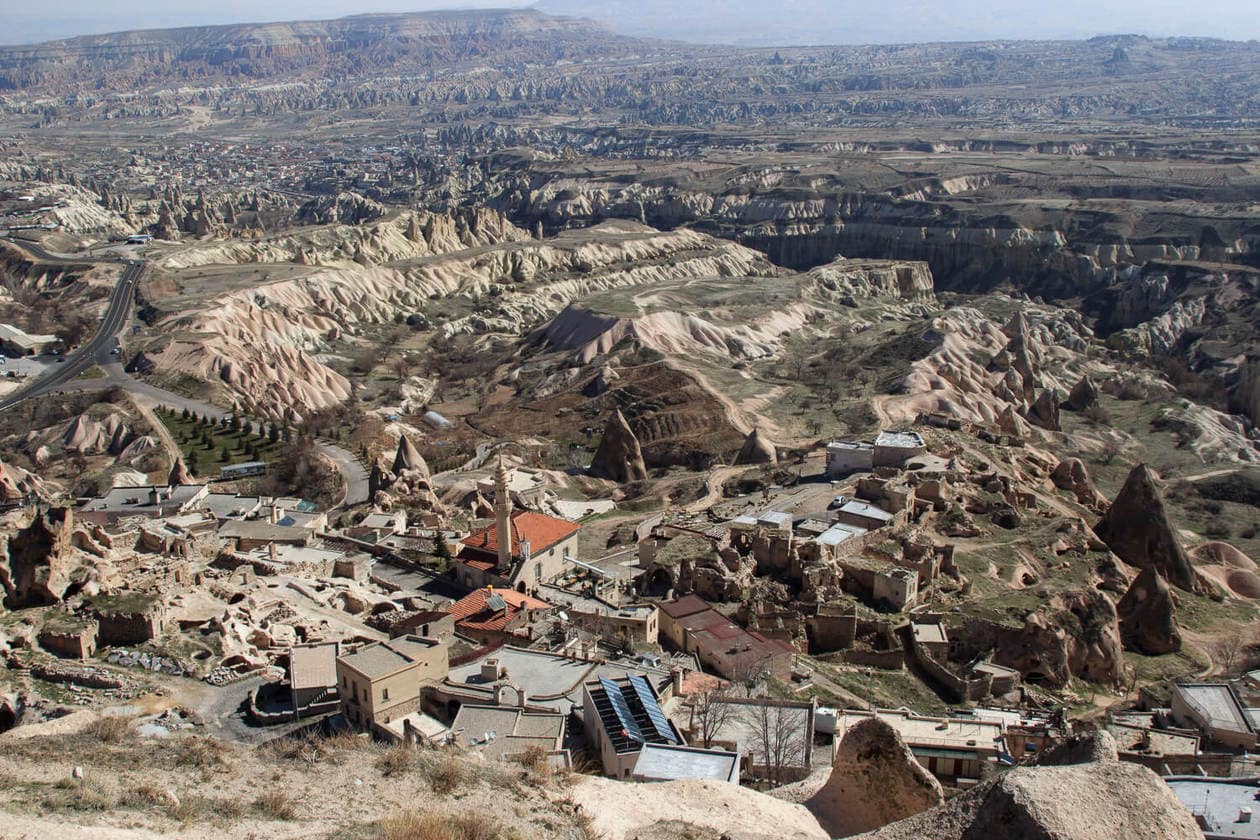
[
  {"left": 0, "top": 260, "right": 139, "bottom": 412},
  {"left": 61, "top": 365, "right": 370, "bottom": 509},
  {"left": 0, "top": 244, "right": 370, "bottom": 508}
]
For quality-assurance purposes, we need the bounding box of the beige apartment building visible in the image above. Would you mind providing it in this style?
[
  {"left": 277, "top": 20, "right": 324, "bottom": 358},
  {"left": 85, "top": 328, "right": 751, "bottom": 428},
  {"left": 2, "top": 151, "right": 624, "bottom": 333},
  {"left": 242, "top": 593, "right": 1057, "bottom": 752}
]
[{"left": 336, "top": 635, "right": 447, "bottom": 731}]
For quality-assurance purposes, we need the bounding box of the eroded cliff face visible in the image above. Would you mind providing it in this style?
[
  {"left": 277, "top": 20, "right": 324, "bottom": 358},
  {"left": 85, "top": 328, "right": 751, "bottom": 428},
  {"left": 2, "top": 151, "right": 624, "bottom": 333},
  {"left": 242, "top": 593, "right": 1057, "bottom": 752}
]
[
  {"left": 142, "top": 219, "right": 776, "bottom": 420},
  {"left": 506, "top": 181, "right": 1260, "bottom": 293}
]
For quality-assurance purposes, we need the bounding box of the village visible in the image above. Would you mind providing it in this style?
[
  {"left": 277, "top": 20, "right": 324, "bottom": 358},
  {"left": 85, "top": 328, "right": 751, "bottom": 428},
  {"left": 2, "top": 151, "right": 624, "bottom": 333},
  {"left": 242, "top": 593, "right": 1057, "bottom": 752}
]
[{"left": 0, "top": 395, "right": 1255, "bottom": 839}]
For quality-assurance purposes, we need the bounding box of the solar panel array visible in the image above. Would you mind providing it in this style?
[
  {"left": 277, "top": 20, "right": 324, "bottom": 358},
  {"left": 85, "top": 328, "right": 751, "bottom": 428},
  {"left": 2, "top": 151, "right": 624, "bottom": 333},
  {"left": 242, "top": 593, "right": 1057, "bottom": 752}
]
[
  {"left": 629, "top": 674, "right": 679, "bottom": 744},
  {"left": 599, "top": 677, "right": 644, "bottom": 744}
]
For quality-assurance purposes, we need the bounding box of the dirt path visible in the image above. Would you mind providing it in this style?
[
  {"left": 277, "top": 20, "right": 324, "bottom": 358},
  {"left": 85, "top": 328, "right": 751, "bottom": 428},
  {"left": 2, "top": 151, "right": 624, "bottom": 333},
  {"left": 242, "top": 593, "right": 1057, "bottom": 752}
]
[
  {"left": 684, "top": 465, "right": 746, "bottom": 513},
  {"left": 128, "top": 395, "right": 182, "bottom": 476},
  {"left": 663, "top": 359, "right": 752, "bottom": 435}
]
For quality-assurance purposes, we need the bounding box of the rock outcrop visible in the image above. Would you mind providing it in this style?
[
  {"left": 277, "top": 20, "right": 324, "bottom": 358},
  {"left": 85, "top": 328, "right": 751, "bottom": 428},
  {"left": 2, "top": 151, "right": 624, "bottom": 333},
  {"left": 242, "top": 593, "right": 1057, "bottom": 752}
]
[
  {"left": 806, "top": 717, "right": 943, "bottom": 837},
  {"left": 372, "top": 436, "right": 441, "bottom": 511},
  {"left": 735, "top": 427, "right": 778, "bottom": 466},
  {"left": 1066, "top": 375, "right": 1100, "bottom": 411},
  {"left": 995, "top": 589, "right": 1124, "bottom": 687},
  {"left": 589, "top": 410, "right": 648, "bottom": 483},
  {"left": 859, "top": 761, "right": 1199, "bottom": 840},
  {"left": 1025, "top": 388, "right": 1061, "bottom": 431},
  {"left": 1050, "top": 458, "right": 1107, "bottom": 510},
  {"left": 0, "top": 459, "right": 43, "bottom": 503},
  {"left": 1094, "top": 464, "right": 1211, "bottom": 595},
  {"left": 1116, "top": 567, "right": 1182, "bottom": 655},
  {"left": 391, "top": 435, "right": 429, "bottom": 478},
  {"left": 574, "top": 775, "right": 829, "bottom": 840},
  {"left": 1035, "top": 731, "right": 1120, "bottom": 766},
  {"left": 166, "top": 458, "right": 194, "bottom": 486},
  {"left": 0, "top": 508, "right": 79, "bottom": 608}
]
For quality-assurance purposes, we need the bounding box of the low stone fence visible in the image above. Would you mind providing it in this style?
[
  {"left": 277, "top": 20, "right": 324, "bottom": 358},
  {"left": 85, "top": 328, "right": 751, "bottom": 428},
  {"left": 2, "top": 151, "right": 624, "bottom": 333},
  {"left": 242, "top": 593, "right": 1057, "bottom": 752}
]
[{"left": 247, "top": 686, "right": 339, "bottom": 725}]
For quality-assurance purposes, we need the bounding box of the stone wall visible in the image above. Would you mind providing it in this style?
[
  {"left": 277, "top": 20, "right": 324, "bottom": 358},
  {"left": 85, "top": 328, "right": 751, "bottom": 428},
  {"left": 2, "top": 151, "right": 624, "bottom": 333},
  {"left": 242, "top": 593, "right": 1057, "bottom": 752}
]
[
  {"left": 38, "top": 620, "right": 98, "bottom": 659},
  {"left": 95, "top": 605, "right": 167, "bottom": 645}
]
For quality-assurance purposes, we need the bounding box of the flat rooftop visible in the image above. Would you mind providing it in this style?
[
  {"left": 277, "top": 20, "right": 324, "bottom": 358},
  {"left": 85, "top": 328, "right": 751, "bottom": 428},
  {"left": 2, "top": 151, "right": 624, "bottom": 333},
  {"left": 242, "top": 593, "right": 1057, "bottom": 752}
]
[
  {"left": 338, "top": 635, "right": 442, "bottom": 680},
  {"left": 837, "top": 500, "right": 894, "bottom": 522},
  {"left": 289, "top": 642, "right": 338, "bottom": 691},
  {"left": 1166, "top": 777, "right": 1260, "bottom": 839},
  {"left": 827, "top": 441, "right": 873, "bottom": 452},
  {"left": 1176, "top": 684, "right": 1254, "bottom": 735},
  {"left": 816, "top": 522, "right": 867, "bottom": 547},
  {"left": 633, "top": 743, "right": 739, "bottom": 783},
  {"left": 911, "top": 621, "right": 949, "bottom": 645},
  {"left": 198, "top": 493, "right": 263, "bottom": 520},
  {"left": 450, "top": 704, "right": 565, "bottom": 761},
  {"left": 240, "top": 544, "right": 344, "bottom": 567},
  {"left": 838, "top": 709, "right": 1005, "bottom": 753},
  {"left": 445, "top": 646, "right": 672, "bottom": 714},
  {"left": 82, "top": 484, "right": 208, "bottom": 513},
  {"left": 875, "top": 431, "right": 926, "bottom": 449}
]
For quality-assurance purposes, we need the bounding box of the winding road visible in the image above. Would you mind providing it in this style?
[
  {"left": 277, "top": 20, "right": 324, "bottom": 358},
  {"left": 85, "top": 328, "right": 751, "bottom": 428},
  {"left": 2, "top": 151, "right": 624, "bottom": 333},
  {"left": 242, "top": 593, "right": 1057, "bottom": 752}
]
[{"left": 0, "top": 243, "right": 369, "bottom": 507}]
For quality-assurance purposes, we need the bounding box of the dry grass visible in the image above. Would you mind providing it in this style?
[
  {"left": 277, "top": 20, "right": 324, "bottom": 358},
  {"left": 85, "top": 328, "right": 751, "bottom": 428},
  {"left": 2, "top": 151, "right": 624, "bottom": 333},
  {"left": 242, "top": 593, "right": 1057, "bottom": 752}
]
[
  {"left": 376, "top": 745, "right": 414, "bottom": 778},
  {"left": 119, "top": 782, "right": 173, "bottom": 810},
  {"left": 167, "top": 793, "right": 246, "bottom": 825},
  {"left": 173, "top": 736, "right": 231, "bottom": 770},
  {"left": 425, "top": 752, "right": 466, "bottom": 795},
  {"left": 267, "top": 731, "right": 368, "bottom": 766},
  {"left": 41, "top": 775, "right": 116, "bottom": 813},
  {"left": 378, "top": 808, "right": 510, "bottom": 840},
  {"left": 253, "top": 788, "right": 298, "bottom": 820},
  {"left": 86, "top": 714, "right": 134, "bottom": 744},
  {"left": 515, "top": 745, "right": 553, "bottom": 785}
]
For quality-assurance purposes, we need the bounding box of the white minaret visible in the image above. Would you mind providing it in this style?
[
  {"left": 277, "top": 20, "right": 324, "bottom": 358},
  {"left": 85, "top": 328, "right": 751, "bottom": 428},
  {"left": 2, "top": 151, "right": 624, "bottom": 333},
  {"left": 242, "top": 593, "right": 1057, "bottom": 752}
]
[{"left": 494, "top": 452, "right": 513, "bottom": 569}]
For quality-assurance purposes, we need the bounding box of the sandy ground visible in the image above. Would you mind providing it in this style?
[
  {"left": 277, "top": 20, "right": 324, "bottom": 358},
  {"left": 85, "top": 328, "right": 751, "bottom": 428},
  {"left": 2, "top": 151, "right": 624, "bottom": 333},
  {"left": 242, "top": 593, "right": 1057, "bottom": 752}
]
[{"left": 572, "top": 775, "right": 828, "bottom": 840}]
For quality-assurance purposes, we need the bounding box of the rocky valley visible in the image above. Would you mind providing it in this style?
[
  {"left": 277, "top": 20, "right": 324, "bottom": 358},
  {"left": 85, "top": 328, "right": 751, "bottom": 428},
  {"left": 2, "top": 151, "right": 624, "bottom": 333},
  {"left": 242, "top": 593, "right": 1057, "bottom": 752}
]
[{"left": 0, "top": 6, "right": 1258, "bottom": 840}]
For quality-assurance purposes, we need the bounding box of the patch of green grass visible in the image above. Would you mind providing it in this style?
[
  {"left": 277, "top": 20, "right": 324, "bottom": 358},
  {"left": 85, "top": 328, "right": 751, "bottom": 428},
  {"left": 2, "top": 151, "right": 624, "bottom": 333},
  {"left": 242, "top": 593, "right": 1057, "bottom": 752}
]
[
  {"left": 813, "top": 661, "right": 950, "bottom": 714},
  {"left": 85, "top": 591, "right": 159, "bottom": 615},
  {"left": 154, "top": 406, "right": 281, "bottom": 477}
]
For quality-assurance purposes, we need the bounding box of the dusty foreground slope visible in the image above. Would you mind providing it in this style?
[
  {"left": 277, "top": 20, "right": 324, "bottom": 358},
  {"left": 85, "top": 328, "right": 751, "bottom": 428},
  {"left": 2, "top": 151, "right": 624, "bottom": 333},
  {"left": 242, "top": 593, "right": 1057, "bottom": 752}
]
[
  {"left": 571, "top": 775, "right": 829, "bottom": 840},
  {"left": 0, "top": 716, "right": 594, "bottom": 839}
]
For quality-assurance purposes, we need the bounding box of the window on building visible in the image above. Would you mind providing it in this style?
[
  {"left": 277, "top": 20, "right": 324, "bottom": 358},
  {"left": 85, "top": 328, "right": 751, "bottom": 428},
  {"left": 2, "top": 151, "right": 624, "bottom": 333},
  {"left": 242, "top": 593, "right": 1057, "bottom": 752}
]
[{"left": 382, "top": 687, "right": 390, "bottom": 701}]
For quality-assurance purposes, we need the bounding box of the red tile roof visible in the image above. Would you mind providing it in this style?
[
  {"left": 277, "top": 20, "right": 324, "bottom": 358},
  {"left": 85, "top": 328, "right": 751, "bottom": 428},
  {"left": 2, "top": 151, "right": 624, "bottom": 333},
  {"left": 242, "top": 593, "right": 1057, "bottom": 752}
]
[
  {"left": 457, "top": 554, "right": 496, "bottom": 571},
  {"left": 446, "top": 587, "right": 550, "bottom": 635},
  {"left": 460, "top": 510, "right": 580, "bottom": 561}
]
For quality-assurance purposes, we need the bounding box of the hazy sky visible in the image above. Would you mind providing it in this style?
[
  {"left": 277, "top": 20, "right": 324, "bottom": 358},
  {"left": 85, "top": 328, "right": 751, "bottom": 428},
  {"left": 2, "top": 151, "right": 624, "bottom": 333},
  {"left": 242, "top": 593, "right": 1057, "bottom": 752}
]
[
  {"left": 3, "top": 0, "right": 1258, "bottom": 46},
  {"left": 2, "top": 1, "right": 532, "bottom": 44}
]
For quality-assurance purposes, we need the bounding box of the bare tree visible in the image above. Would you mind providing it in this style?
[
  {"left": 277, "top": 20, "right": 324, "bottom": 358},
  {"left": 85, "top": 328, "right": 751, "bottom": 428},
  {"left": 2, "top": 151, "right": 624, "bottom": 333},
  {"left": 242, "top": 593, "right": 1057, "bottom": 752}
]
[
  {"left": 688, "top": 687, "right": 735, "bottom": 749},
  {"left": 731, "top": 652, "right": 774, "bottom": 698},
  {"left": 1214, "top": 635, "right": 1246, "bottom": 675},
  {"left": 743, "top": 700, "right": 807, "bottom": 787}
]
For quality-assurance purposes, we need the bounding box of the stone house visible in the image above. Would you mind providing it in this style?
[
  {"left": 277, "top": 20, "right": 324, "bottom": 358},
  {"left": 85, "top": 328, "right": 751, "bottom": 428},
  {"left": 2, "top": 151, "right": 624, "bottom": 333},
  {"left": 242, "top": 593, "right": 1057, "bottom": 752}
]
[
  {"left": 582, "top": 674, "right": 685, "bottom": 779},
  {"left": 288, "top": 641, "right": 340, "bottom": 717},
  {"left": 444, "top": 586, "right": 552, "bottom": 645},
  {"left": 873, "top": 567, "right": 919, "bottom": 610},
  {"left": 337, "top": 635, "right": 448, "bottom": 732},
  {"left": 658, "top": 595, "right": 794, "bottom": 683}
]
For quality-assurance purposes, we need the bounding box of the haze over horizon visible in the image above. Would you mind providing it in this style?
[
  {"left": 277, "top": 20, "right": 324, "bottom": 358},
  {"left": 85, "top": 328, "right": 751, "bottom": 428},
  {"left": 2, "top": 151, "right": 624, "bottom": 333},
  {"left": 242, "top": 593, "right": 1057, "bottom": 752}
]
[{"left": 2, "top": 0, "right": 1258, "bottom": 47}]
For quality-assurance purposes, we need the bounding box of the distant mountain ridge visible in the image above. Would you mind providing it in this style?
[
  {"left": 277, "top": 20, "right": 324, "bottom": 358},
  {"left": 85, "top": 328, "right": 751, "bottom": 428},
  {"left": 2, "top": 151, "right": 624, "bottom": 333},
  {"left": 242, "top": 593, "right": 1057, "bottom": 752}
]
[
  {"left": 0, "top": 9, "right": 617, "bottom": 92},
  {"left": 532, "top": 0, "right": 1257, "bottom": 45}
]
